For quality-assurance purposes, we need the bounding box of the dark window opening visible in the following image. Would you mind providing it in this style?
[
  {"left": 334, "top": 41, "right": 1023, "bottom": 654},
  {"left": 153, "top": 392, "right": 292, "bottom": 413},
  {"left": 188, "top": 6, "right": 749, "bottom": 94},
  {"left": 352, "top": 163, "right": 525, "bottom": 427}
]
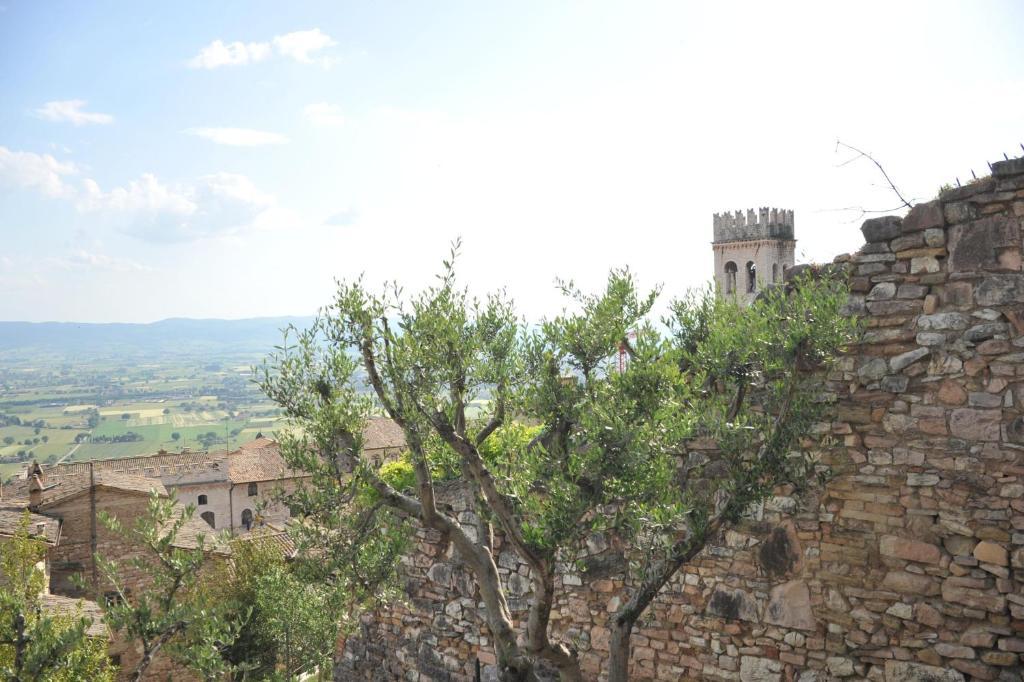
[
  {"left": 197, "top": 494, "right": 208, "bottom": 505},
  {"left": 200, "top": 511, "right": 215, "bottom": 529},
  {"left": 247, "top": 482, "right": 258, "bottom": 497},
  {"left": 746, "top": 261, "right": 756, "bottom": 293},
  {"left": 241, "top": 508, "right": 253, "bottom": 530},
  {"left": 724, "top": 261, "right": 738, "bottom": 294}
]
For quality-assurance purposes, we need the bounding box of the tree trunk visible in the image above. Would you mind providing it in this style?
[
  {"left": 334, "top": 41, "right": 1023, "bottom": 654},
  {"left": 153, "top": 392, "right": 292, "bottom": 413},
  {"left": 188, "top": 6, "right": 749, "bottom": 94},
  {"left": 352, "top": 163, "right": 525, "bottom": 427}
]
[{"left": 607, "top": 617, "right": 634, "bottom": 682}]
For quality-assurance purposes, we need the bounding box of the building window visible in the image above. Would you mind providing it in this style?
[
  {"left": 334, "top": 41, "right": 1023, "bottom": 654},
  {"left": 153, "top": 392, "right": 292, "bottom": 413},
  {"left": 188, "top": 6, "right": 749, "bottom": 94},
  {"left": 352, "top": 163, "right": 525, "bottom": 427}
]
[
  {"left": 200, "top": 511, "right": 215, "bottom": 529},
  {"left": 772, "top": 263, "right": 779, "bottom": 282},
  {"left": 197, "top": 494, "right": 208, "bottom": 505},
  {"left": 247, "top": 482, "right": 258, "bottom": 497},
  {"left": 746, "top": 261, "right": 756, "bottom": 293},
  {"left": 103, "top": 591, "right": 125, "bottom": 607},
  {"left": 241, "top": 508, "right": 253, "bottom": 530},
  {"left": 724, "top": 261, "right": 737, "bottom": 294}
]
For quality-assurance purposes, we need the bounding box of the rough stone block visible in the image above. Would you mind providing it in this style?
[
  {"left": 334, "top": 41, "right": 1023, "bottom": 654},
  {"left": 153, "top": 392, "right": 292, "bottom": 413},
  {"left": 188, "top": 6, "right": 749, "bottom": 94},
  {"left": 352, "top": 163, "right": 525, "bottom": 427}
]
[
  {"left": 881, "top": 570, "right": 940, "bottom": 595},
  {"left": 890, "top": 347, "right": 930, "bottom": 371},
  {"left": 866, "top": 282, "right": 897, "bottom": 301},
  {"left": 973, "top": 541, "right": 1008, "bottom": 566},
  {"left": 705, "top": 586, "right": 759, "bottom": 623},
  {"left": 879, "top": 535, "right": 941, "bottom": 564},
  {"left": 918, "top": 313, "right": 970, "bottom": 330},
  {"left": 902, "top": 201, "right": 944, "bottom": 233},
  {"left": 740, "top": 656, "right": 782, "bottom": 682},
  {"left": 884, "top": 661, "right": 964, "bottom": 682},
  {"left": 948, "top": 216, "right": 1022, "bottom": 272},
  {"left": 948, "top": 408, "right": 1001, "bottom": 441},
  {"left": 764, "top": 580, "right": 816, "bottom": 631},
  {"left": 861, "top": 216, "right": 902, "bottom": 243}
]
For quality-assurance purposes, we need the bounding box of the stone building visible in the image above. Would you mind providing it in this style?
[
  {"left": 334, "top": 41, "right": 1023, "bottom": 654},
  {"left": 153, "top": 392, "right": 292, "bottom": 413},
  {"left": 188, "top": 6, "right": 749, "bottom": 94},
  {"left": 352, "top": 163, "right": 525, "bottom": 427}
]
[
  {"left": 339, "top": 157, "right": 1024, "bottom": 681},
  {"left": 1, "top": 465, "right": 222, "bottom": 680},
  {"left": 712, "top": 207, "right": 796, "bottom": 304}
]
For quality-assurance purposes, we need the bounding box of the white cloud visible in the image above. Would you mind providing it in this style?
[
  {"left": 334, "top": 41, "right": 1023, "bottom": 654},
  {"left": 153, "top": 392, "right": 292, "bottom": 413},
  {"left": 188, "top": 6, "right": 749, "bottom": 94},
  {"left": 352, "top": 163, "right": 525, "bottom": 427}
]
[
  {"left": 272, "top": 29, "right": 336, "bottom": 64},
  {"left": 79, "top": 172, "right": 275, "bottom": 243},
  {"left": 53, "top": 250, "right": 149, "bottom": 272},
  {"left": 188, "top": 28, "right": 336, "bottom": 69},
  {"left": 0, "top": 146, "right": 77, "bottom": 198},
  {"left": 187, "top": 40, "right": 272, "bottom": 69},
  {"left": 304, "top": 102, "right": 345, "bottom": 127},
  {"left": 184, "top": 127, "right": 289, "bottom": 146},
  {"left": 34, "top": 100, "right": 113, "bottom": 126}
]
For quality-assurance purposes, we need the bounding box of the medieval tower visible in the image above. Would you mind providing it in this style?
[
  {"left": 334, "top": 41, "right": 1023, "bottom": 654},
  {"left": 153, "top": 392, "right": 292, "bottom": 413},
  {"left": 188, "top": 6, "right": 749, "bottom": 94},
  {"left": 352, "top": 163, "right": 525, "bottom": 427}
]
[{"left": 712, "top": 207, "right": 796, "bottom": 305}]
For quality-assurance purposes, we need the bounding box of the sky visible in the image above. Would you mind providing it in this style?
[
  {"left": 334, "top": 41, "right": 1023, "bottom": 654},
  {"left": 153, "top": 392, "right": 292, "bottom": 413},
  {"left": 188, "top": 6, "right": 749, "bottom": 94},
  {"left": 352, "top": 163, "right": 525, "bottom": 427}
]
[{"left": 1, "top": 0, "right": 1023, "bottom": 323}]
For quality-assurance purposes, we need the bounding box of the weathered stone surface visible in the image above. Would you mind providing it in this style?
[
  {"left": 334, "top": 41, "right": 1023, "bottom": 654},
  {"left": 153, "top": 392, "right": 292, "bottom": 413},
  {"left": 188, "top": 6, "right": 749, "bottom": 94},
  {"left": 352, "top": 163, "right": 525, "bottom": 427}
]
[
  {"left": 907, "top": 473, "right": 940, "bottom": 486},
  {"left": 880, "top": 375, "right": 909, "bottom": 393},
  {"left": 973, "top": 541, "right": 1008, "bottom": 566},
  {"left": 879, "top": 535, "right": 941, "bottom": 564},
  {"left": 882, "top": 570, "right": 940, "bottom": 595},
  {"left": 993, "top": 157, "right": 1024, "bottom": 177},
  {"left": 740, "top": 656, "right": 781, "bottom": 682},
  {"left": 825, "top": 657, "right": 854, "bottom": 677},
  {"left": 942, "top": 579, "right": 1007, "bottom": 612},
  {"left": 890, "top": 347, "right": 930, "bottom": 371},
  {"left": 949, "top": 408, "right": 1001, "bottom": 441},
  {"left": 948, "top": 216, "right": 1021, "bottom": 272},
  {"left": 975, "top": 274, "right": 1024, "bottom": 306},
  {"left": 902, "top": 200, "right": 944, "bottom": 233},
  {"left": 705, "top": 585, "right": 758, "bottom": 623},
  {"left": 861, "top": 216, "right": 902, "bottom": 243},
  {"left": 764, "top": 580, "right": 815, "bottom": 631},
  {"left": 924, "top": 227, "right": 945, "bottom": 247},
  {"left": 884, "top": 661, "right": 964, "bottom": 682},
  {"left": 964, "top": 322, "right": 1006, "bottom": 342},
  {"left": 918, "top": 312, "right": 970, "bottom": 331},
  {"left": 857, "top": 357, "right": 888, "bottom": 381},
  {"left": 911, "top": 256, "right": 941, "bottom": 274},
  {"left": 867, "top": 282, "right": 897, "bottom": 301},
  {"left": 935, "top": 642, "right": 976, "bottom": 659}
]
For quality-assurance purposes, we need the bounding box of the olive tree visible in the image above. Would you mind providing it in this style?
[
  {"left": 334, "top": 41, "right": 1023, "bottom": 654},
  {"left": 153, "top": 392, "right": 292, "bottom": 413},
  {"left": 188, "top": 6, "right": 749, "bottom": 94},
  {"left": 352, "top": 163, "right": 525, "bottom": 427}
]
[{"left": 259, "top": 245, "right": 854, "bottom": 681}]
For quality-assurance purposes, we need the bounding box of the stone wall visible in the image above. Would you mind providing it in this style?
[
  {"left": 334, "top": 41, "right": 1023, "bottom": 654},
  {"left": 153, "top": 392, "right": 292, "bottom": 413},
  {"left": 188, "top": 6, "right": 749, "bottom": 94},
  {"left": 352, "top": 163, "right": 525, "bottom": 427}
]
[{"left": 337, "top": 157, "right": 1024, "bottom": 682}]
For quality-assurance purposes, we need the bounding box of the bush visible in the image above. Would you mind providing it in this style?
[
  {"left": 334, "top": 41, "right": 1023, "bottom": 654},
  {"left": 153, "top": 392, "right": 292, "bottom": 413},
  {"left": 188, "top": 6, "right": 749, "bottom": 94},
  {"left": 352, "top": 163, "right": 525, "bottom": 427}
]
[{"left": 378, "top": 456, "right": 416, "bottom": 493}]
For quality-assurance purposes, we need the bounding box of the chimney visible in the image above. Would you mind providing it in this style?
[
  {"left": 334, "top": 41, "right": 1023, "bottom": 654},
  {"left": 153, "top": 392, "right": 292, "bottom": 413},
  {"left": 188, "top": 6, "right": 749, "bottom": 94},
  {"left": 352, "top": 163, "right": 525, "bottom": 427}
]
[{"left": 28, "top": 461, "right": 44, "bottom": 510}]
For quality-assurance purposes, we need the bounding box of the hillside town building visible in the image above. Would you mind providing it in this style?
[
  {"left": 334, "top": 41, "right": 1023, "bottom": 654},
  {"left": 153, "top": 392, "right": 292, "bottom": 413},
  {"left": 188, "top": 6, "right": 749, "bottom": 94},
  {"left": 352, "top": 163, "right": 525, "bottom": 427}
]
[{"left": 0, "top": 416, "right": 406, "bottom": 680}]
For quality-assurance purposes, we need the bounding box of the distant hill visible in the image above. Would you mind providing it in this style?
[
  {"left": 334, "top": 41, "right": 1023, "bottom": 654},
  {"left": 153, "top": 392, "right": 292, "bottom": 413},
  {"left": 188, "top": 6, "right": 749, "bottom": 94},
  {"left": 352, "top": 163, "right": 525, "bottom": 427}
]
[{"left": 0, "top": 317, "right": 316, "bottom": 359}]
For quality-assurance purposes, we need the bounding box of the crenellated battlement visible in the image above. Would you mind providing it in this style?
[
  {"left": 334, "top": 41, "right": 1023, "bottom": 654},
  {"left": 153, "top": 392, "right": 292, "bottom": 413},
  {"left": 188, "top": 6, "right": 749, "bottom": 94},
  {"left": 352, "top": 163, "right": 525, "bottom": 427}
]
[{"left": 713, "top": 207, "right": 795, "bottom": 243}]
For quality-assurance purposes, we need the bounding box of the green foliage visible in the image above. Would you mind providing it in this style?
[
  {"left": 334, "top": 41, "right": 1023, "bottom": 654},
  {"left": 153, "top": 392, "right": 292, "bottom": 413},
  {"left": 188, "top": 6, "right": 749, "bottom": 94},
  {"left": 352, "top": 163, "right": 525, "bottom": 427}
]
[
  {"left": 256, "top": 325, "right": 413, "bottom": 638},
  {"left": 96, "top": 492, "right": 243, "bottom": 682},
  {"left": 209, "top": 538, "right": 341, "bottom": 680},
  {"left": 0, "top": 513, "right": 115, "bottom": 682},
  {"left": 377, "top": 455, "right": 416, "bottom": 493}
]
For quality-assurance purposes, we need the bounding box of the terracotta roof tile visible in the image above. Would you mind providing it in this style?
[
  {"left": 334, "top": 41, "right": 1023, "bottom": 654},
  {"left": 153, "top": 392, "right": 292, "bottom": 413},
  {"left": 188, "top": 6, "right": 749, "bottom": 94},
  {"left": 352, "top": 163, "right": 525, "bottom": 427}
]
[
  {"left": 0, "top": 505, "right": 61, "bottom": 545},
  {"left": 40, "top": 593, "right": 108, "bottom": 637},
  {"left": 362, "top": 417, "right": 405, "bottom": 451}
]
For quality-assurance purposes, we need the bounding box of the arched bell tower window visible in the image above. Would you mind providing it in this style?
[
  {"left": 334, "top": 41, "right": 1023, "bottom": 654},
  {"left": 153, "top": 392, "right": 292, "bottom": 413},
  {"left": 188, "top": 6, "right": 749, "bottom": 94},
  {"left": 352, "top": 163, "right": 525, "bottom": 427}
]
[
  {"left": 724, "top": 261, "right": 737, "bottom": 294},
  {"left": 746, "top": 261, "right": 756, "bottom": 293}
]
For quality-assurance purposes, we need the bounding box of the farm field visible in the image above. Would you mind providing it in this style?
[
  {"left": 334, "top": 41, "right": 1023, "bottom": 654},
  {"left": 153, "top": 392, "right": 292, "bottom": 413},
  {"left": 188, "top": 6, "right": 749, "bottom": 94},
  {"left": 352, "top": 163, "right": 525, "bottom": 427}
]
[{"left": 0, "top": 349, "right": 284, "bottom": 483}]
